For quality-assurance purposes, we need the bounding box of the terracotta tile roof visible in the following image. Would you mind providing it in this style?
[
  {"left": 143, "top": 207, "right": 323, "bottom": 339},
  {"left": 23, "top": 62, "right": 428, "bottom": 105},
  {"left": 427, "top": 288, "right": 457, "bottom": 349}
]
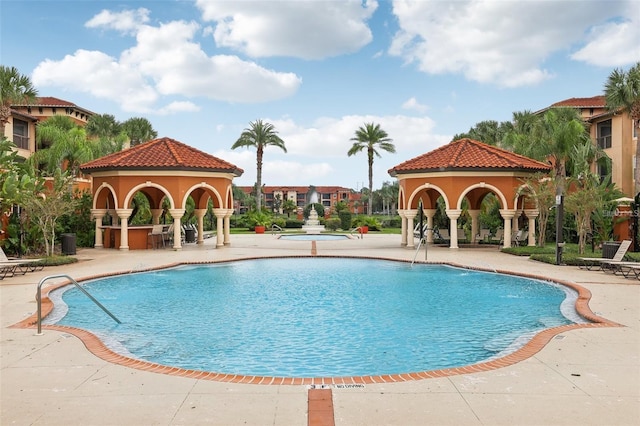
[
  {"left": 11, "top": 96, "right": 96, "bottom": 116},
  {"left": 388, "top": 138, "right": 551, "bottom": 175},
  {"left": 551, "top": 96, "right": 605, "bottom": 108},
  {"left": 80, "top": 137, "right": 243, "bottom": 175}
]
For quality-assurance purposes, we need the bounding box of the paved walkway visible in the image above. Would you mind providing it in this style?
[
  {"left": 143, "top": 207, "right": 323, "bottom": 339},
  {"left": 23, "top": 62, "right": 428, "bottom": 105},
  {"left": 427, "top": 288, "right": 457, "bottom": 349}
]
[{"left": 1, "top": 234, "right": 638, "bottom": 425}]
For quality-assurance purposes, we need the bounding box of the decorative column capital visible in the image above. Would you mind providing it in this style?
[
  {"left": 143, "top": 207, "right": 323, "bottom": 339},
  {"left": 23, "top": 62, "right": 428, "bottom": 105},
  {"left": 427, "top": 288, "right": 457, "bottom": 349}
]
[
  {"left": 115, "top": 209, "right": 133, "bottom": 220},
  {"left": 445, "top": 209, "right": 462, "bottom": 220},
  {"left": 168, "top": 209, "right": 185, "bottom": 220},
  {"left": 499, "top": 209, "right": 516, "bottom": 220},
  {"left": 523, "top": 209, "right": 539, "bottom": 219}
]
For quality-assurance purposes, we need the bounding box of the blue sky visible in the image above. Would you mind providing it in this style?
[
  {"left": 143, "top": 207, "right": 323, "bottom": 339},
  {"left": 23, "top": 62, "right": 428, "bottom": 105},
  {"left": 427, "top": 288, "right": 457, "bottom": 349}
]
[{"left": 2, "top": 0, "right": 639, "bottom": 190}]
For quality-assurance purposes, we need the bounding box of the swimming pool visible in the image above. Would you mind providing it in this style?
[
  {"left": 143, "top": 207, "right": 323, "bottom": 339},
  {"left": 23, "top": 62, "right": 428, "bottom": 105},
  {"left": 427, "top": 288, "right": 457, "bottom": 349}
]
[
  {"left": 279, "top": 234, "right": 350, "bottom": 241},
  {"left": 47, "top": 257, "right": 584, "bottom": 378}
]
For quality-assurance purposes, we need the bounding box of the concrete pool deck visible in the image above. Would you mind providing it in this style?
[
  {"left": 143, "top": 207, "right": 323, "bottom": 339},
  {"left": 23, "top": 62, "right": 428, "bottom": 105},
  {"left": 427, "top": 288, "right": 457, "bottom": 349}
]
[{"left": 1, "top": 234, "right": 638, "bottom": 425}]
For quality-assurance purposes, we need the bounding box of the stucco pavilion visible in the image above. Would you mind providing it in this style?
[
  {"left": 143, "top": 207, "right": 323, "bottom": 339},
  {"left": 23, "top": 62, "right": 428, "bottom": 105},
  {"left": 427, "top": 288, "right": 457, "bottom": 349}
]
[
  {"left": 80, "top": 137, "right": 243, "bottom": 251},
  {"left": 388, "top": 138, "right": 552, "bottom": 249}
]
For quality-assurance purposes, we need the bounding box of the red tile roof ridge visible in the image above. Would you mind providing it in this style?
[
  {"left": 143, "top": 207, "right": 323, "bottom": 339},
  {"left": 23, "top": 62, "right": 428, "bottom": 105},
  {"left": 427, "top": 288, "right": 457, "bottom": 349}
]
[
  {"left": 389, "top": 138, "right": 551, "bottom": 174},
  {"left": 550, "top": 95, "right": 605, "bottom": 108},
  {"left": 80, "top": 137, "right": 243, "bottom": 175}
]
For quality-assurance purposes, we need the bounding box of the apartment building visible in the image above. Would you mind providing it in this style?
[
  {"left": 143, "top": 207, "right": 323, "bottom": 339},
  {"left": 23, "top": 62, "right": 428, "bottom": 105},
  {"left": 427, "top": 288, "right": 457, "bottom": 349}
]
[
  {"left": 540, "top": 96, "right": 637, "bottom": 197},
  {"left": 5, "top": 97, "right": 94, "bottom": 160},
  {"left": 238, "top": 185, "right": 363, "bottom": 215}
]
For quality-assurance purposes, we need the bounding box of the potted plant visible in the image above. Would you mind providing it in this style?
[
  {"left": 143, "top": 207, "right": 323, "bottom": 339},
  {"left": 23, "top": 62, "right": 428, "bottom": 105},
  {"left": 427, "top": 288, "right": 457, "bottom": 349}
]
[{"left": 247, "top": 211, "right": 271, "bottom": 234}]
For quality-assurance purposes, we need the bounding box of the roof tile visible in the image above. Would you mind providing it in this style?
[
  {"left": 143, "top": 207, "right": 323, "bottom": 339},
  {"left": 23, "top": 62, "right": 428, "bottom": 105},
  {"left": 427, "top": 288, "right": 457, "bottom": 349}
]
[
  {"left": 80, "top": 137, "right": 243, "bottom": 175},
  {"left": 388, "top": 138, "right": 551, "bottom": 175}
]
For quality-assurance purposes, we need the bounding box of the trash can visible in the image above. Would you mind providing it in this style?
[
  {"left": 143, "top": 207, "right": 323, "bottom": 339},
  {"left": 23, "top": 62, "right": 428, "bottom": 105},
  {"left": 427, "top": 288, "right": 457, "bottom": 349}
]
[
  {"left": 61, "top": 233, "right": 76, "bottom": 255},
  {"left": 185, "top": 228, "right": 195, "bottom": 243},
  {"left": 602, "top": 241, "right": 621, "bottom": 259}
]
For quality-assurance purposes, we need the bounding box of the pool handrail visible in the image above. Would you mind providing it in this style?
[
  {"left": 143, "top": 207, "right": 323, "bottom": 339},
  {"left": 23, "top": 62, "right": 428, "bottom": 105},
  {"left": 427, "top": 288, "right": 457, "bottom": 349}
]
[
  {"left": 270, "top": 224, "right": 283, "bottom": 235},
  {"left": 36, "top": 274, "right": 121, "bottom": 335},
  {"left": 350, "top": 227, "right": 363, "bottom": 239}
]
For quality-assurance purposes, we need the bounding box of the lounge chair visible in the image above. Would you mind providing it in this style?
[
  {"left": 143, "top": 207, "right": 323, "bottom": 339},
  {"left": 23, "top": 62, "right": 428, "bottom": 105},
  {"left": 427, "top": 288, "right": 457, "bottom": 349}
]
[
  {"left": 611, "top": 262, "right": 640, "bottom": 280},
  {"left": 0, "top": 247, "right": 44, "bottom": 273},
  {"left": 578, "top": 240, "right": 632, "bottom": 271},
  {"left": 0, "top": 263, "right": 18, "bottom": 280},
  {"left": 413, "top": 223, "right": 429, "bottom": 239}
]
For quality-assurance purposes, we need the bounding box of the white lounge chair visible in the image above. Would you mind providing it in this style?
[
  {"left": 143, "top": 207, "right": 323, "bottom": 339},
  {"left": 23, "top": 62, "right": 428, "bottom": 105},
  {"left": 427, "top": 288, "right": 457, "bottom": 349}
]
[
  {"left": 0, "top": 247, "right": 43, "bottom": 273},
  {"left": 578, "top": 240, "right": 632, "bottom": 271},
  {"left": 476, "top": 229, "right": 490, "bottom": 243}
]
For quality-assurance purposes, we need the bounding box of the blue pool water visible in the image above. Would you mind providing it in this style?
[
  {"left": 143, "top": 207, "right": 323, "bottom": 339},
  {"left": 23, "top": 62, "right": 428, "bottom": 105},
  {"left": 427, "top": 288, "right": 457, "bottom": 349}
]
[
  {"left": 279, "top": 234, "right": 349, "bottom": 241},
  {"left": 48, "top": 258, "right": 582, "bottom": 377}
]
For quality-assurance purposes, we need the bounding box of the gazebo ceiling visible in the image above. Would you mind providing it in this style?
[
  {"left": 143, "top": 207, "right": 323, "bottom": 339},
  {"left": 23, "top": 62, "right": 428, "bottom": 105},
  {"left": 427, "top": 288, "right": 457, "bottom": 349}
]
[
  {"left": 388, "top": 138, "right": 551, "bottom": 176},
  {"left": 80, "top": 137, "right": 243, "bottom": 176}
]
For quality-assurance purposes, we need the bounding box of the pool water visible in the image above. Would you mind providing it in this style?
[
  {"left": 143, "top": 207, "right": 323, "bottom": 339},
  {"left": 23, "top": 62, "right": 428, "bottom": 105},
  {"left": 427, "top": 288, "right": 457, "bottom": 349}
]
[
  {"left": 48, "top": 258, "right": 581, "bottom": 378},
  {"left": 279, "top": 234, "right": 349, "bottom": 241}
]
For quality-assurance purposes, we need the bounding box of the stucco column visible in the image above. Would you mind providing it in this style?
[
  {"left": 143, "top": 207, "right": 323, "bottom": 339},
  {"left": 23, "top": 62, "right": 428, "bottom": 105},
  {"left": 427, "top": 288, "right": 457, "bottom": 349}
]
[
  {"left": 513, "top": 210, "right": 522, "bottom": 232},
  {"left": 213, "top": 208, "right": 225, "bottom": 247},
  {"left": 499, "top": 209, "right": 516, "bottom": 249},
  {"left": 524, "top": 209, "right": 539, "bottom": 246},
  {"left": 446, "top": 209, "right": 462, "bottom": 249},
  {"left": 194, "top": 209, "right": 207, "bottom": 244},
  {"left": 169, "top": 209, "right": 185, "bottom": 250},
  {"left": 424, "top": 209, "right": 436, "bottom": 243},
  {"left": 405, "top": 210, "right": 417, "bottom": 249},
  {"left": 151, "top": 209, "right": 162, "bottom": 225},
  {"left": 116, "top": 209, "right": 133, "bottom": 251},
  {"left": 468, "top": 209, "right": 480, "bottom": 243},
  {"left": 224, "top": 209, "right": 233, "bottom": 245},
  {"left": 398, "top": 209, "right": 408, "bottom": 246},
  {"left": 91, "top": 209, "right": 107, "bottom": 248}
]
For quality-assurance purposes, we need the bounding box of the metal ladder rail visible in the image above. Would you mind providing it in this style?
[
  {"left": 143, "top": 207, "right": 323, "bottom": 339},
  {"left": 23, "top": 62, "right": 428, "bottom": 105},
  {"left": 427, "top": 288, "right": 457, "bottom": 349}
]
[
  {"left": 271, "top": 224, "right": 283, "bottom": 236},
  {"left": 37, "top": 274, "right": 121, "bottom": 335},
  {"left": 350, "top": 227, "right": 363, "bottom": 239}
]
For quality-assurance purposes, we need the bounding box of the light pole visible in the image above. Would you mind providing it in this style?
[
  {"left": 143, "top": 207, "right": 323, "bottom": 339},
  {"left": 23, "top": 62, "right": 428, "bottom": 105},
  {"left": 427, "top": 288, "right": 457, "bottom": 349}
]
[{"left": 555, "top": 194, "right": 564, "bottom": 265}]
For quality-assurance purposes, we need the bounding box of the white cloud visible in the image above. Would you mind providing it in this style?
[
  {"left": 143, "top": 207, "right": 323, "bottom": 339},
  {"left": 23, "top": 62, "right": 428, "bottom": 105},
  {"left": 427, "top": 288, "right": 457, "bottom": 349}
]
[
  {"left": 402, "top": 97, "right": 428, "bottom": 113},
  {"left": 571, "top": 19, "right": 640, "bottom": 66},
  {"left": 195, "top": 0, "right": 377, "bottom": 59},
  {"left": 85, "top": 8, "right": 150, "bottom": 34},
  {"left": 389, "top": 0, "right": 632, "bottom": 87},
  {"left": 32, "top": 9, "right": 302, "bottom": 113}
]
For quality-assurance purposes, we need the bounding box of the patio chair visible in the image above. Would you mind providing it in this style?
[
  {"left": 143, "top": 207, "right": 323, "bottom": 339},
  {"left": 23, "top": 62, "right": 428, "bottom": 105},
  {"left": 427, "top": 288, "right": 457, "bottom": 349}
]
[
  {"left": 435, "top": 228, "right": 450, "bottom": 243},
  {"left": 490, "top": 229, "right": 504, "bottom": 244},
  {"left": 513, "top": 230, "right": 528, "bottom": 246},
  {"left": 147, "top": 224, "right": 166, "bottom": 249},
  {"left": 0, "top": 247, "right": 44, "bottom": 273},
  {"left": 578, "top": 240, "right": 632, "bottom": 271},
  {"left": 611, "top": 262, "right": 640, "bottom": 280},
  {"left": 476, "top": 229, "right": 490, "bottom": 243}
]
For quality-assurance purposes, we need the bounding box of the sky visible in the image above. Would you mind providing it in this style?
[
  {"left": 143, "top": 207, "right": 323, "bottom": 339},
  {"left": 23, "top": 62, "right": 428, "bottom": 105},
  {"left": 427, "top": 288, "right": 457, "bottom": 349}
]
[{"left": 2, "top": 0, "right": 639, "bottom": 191}]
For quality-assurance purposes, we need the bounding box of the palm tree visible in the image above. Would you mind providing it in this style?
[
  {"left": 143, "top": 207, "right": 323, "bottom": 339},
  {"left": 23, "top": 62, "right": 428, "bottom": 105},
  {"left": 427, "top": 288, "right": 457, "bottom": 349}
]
[
  {"left": 347, "top": 122, "right": 395, "bottom": 215},
  {"left": 231, "top": 120, "right": 286, "bottom": 211},
  {"left": 31, "top": 118, "right": 93, "bottom": 177},
  {"left": 122, "top": 117, "right": 158, "bottom": 146},
  {"left": 86, "top": 113, "right": 122, "bottom": 140},
  {"left": 604, "top": 62, "right": 640, "bottom": 194},
  {"left": 0, "top": 66, "right": 38, "bottom": 136}
]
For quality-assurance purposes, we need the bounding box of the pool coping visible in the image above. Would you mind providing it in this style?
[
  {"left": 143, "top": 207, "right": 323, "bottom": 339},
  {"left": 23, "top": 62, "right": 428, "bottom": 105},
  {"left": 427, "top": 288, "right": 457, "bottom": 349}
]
[{"left": 10, "top": 255, "right": 624, "bottom": 386}]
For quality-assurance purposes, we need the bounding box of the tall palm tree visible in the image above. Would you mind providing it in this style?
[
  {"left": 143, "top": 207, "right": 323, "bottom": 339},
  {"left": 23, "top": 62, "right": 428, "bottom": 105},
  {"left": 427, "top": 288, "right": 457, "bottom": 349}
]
[
  {"left": 604, "top": 62, "right": 640, "bottom": 194},
  {"left": 231, "top": 119, "right": 286, "bottom": 211},
  {"left": 31, "top": 118, "right": 93, "bottom": 177},
  {"left": 0, "top": 66, "right": 38, "bottom": 136},
  {"left": 122, "top": 117, "right": 158, "bottom": 146},
  {"left": 347, "top": 122, "right": 395, "bottom": 215}
]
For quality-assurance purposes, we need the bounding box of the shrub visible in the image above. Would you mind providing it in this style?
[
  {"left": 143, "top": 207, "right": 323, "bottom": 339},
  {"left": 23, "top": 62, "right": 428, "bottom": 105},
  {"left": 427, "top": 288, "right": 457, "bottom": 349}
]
[
  {"left": 285, "top": 219, "right": 304, "bottom": 229},
  {"left": 338, "top": 211, "right": 352, "bottom": 230},
  {"left": 326, "top": 218, "right": 341, "bottom": 231}
]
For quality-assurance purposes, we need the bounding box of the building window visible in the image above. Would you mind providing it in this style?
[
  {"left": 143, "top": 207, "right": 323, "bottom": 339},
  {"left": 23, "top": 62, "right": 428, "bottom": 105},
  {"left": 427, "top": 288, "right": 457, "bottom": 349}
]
[
  {"left": 12, "top": 118, "right": 29, "bottom": 149},
  {"left": 596, "top": 119, "right": 612, "bottom": 149}
]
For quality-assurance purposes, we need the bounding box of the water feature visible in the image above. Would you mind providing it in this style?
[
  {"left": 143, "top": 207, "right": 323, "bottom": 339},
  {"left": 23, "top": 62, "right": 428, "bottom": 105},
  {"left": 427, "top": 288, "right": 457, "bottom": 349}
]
[{"left": 301, "top": 205, "right": 325, "bottom": 234}]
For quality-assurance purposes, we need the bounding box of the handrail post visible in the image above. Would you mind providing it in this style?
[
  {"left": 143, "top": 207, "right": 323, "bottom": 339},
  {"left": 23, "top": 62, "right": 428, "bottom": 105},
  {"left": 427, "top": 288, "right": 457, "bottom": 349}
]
[{"left": 37, "top": 274, "right": 121, "bottom": 335}]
